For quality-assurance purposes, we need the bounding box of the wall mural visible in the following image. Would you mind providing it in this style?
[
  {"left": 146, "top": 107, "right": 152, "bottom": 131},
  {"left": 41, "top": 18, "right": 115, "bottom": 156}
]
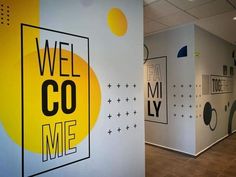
[
  {"left": 177, "top": 45, "right": 187, "bottom": 58},
  {"left": 203, "top": 102, "right": 218, "bottom": 131},
  {"left": 105, "top": 82, "right": 139, "bottom": 135},
  {"left": 228, "top": 100, "right": 236, "bottom": 134},
  {"left": 0, "top": 1, "right": 144, "bottom": 177},
  {"left": 144, "top": 56, "right": 168, "bottom": 124}
]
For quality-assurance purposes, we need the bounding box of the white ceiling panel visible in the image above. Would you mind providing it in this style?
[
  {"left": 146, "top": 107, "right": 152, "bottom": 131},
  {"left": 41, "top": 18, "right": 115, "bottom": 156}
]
[
  {"left": 187, "top": 0, "right": 234, "bottom": 18},
  {"left": 144, "top": 0, "right": 180, "bottom": 20},
  {"left": 196, "top": 10, "right": 236, "bottom": 44},
  {"left": 144, "top": 20, "right": 168, "bottom": 34},
  {"left": 157, "top": 10, "right": 196, "bottom": 26},
  {"left": 167, "top": 0, "right": 213, "bottom": 10},
  {"left": 144, "top": 0, "right": 160, "bottom": 6}
]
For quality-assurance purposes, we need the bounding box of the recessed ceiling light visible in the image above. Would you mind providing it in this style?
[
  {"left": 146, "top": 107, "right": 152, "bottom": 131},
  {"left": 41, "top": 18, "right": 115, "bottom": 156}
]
[{"left": 233, "top": 17, "right": 236, "bottom": 20}]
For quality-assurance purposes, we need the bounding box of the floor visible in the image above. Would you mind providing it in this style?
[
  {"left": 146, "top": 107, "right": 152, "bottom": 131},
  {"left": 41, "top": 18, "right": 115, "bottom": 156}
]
[{"left": 146, "top": 133, "right": 236, "bottom": 177}]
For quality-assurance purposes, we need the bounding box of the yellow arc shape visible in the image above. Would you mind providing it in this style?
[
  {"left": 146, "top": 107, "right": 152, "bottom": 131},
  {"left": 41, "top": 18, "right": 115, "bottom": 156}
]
[
  {"left": 1, "top": 49, "right": 101, "bottom": 154},
  {"left": 107, "top": 8, "right": 128, "bottom": 36}
]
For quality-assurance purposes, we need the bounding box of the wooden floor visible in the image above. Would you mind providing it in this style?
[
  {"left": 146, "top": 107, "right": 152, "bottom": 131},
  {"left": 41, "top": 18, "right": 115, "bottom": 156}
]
[{"left": 146, "top": 133, "right": 236, "bottom": 177}]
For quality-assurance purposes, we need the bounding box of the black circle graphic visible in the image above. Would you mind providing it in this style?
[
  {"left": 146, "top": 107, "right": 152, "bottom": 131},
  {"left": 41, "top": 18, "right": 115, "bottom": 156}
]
[{"left": 203, "top": 102, "right": 212, "bottom": 125}]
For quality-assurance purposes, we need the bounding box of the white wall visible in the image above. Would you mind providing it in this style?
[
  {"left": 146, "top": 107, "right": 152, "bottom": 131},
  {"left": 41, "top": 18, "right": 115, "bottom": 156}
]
[
  {"left": 0, "top": 0, "right": 145, "bottom": 177},
  {"left": 144, "top": 24, "right": 196, "bottom": 155},
  {"left": 195, "top": 26, "right": 236, "bottom": 154}
]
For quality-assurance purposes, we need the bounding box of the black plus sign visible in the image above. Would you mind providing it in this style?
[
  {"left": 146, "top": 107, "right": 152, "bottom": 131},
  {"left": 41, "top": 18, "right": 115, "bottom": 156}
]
[
  {"left": 117, "top": 98, "right": 121, "bottom": 103},
  {"left": 108, "top": 98, "right": 112, "bottom": 104},
  {"left": 134, "top": 124, "right": 137, "bottom": 128},
  {"left": 108, "top": 83, "right": 112, "bottom": 88},
  {"left": 126, "top": 111, "right": 129, "bottom": 116},
  {"left": 126, "top": 126, "right": 129, "bottom": 130},
  {"left": 108, "top": 114, "right": 112, "bottom": 119},
  {"left": 189, "top": 105, "right": 192, "bottom": 108},
  {"left": 134, "top": 110, "right": 137, "bottom": 115},
  {"left": 108, "top": 129, "right": 112, "bottom": 135},
  {"left": 117, "top": 127, "right": 121, "bottom": 132},
  {"left": 117, "top": 83, "right": 120, "bottom": 88},
  {"left": 126, "top": 84, "right": 129, "bottom": 88},
  {"left": 133, "top": 97, "right": 136, "bottom": 101},
  {"left": 117, "top": 113, "right": 121, "bottom": 117},
  {"left": 126, "top": 97, "right": 129, "bottom": 102},
  {"left": 133, "top": 84, "right": 136, "bottom": 88}
]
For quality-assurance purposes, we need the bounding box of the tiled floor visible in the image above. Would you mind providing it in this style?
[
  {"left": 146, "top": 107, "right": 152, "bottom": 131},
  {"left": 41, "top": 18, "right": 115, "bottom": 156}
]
[{"left": 146, "top": 133, "right": 236, "bottom": 177}]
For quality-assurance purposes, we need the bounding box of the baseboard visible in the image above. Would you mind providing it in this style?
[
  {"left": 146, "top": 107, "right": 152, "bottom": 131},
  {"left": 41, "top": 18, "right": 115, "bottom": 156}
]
[
  {"left": 146, "top": 130, "right": 236, "bottom": 157},
  {"left": 145, "top": 141, "right": 195, "bottom": 157}
]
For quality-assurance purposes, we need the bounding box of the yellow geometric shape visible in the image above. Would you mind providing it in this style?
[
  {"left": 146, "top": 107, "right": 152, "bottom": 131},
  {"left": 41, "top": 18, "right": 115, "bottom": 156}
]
[{"left": 107, "top": 7, "right": 128, "bottom": 37}]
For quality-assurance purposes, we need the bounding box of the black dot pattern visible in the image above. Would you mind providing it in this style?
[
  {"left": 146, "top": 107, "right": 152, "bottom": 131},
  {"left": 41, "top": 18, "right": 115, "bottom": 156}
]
[{"left": 0, "top": 4, "right": 10, "bottom": 26}]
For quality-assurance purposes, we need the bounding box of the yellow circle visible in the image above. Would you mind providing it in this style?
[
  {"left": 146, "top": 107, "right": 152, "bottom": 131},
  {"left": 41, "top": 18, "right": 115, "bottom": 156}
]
[
  {"left": 107, "top": 8, "right": 128, "bottom": 36},
  {"left": 0, "top": 49, "right": 101, "bottom": 153}
]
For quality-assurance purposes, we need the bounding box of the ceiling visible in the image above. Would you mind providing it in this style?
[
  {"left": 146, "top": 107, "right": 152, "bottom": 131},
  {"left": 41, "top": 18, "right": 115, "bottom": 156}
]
[{"left": 144, "top": 0, "right": 236, "bottom": 45}]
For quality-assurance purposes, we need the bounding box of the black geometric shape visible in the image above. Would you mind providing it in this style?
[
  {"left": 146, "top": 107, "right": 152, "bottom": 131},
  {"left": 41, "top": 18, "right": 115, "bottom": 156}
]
[
  {"left": 117, "top": 113, "right": 121, "bottom": 117},
  {"left": 117, "top": 127, "right": 121, "bottom": 132},
  {"left": 189, "top": 105, "right": 192, "bottom": 108},
  {"left": 189, "top": 94, "right": 192, "bottom": 98},
  {"left": 203, "top": 102, "right": 212, "bottom": 125},
  {"left": 126, "top": 97, "right": 129, "bottom": 102},
  {"left": 133, "top": 97, "right": 136, "bottom": 101},
  {"left": 134, "top": 110, "right": 137, "bottom": 115},
  {"left": 173, "top": 84, "right": 176, "bottom": 88},
  {"left": 108, "top": 129, "right": 112, "bottom": 135},
  {"left": 173, "top": 94, "right": 176, "bottom": 97},
  {"left": 181, "top": 104, "right": 184, "bottom": 108},
  {"left": 177, "top": 46, "right": 187, "bottom": 58},
  {"left": 108, "top": 114, "right": 112, "bottom": 119},
  {"left": 225, "top": 105, "right": 227, "bottom": 112},
  {"left": 117, "top": 98, "right": 121, "bottom": 103},
  {"left": 228, "top": 100, "right": 236, "bottom": 134},
  {"left": 126, "top": 111, "right": 129, "bottom": 116},
  {"left": 181, "top": 94, "right": 184, "bottom": 98},
  {"left": 107, "top": 83, "right": 112, "bottom": 88},
  {"left": 181, "top": 84, "right": 184, "bottom": 88},
  {"left": 108, "top": 98, "right": 112, "bottom": 104},
  {"left": 134, "top": 124, "right": 137, "bottom": 128},
  {"left": 126, "top": 126, "right": 129, "bottom": 130},
  {"left": 125, "top": 84, "right": 129, "bottom": 88},
  {"left": 174, "top": 114, "right": 176, "bottom": 117},
  {"left": 189, "top": 84, "right": 192, "bottom": 88},
  {"left": 203, "top": 102, "right": 217, "bottom": 131},
  {"left": 173, "top": 104, "right": 176, "bottom": 107},
  {"left": 181, "top": 115, "right": 184, "bottom": 118},
  {"left": 133, "top": 84, "right": 136, "bottom": 88},
  {"left": 189, "top": 115, "right": 192, "bottom": 118},
  {"left": 117, "top": 83, "right": 120, "bottom": 88}
]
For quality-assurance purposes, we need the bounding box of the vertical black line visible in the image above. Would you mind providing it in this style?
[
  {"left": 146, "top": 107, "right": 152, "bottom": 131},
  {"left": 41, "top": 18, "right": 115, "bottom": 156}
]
[
  {"left": 87, "top": 38, "right": 90, "bottom": 157},
  {"left": 21, "top": 24, "right": 24, "bottom": 177},
  {"left": 165, "top": 57, "right": 168, "bottom": 124}
]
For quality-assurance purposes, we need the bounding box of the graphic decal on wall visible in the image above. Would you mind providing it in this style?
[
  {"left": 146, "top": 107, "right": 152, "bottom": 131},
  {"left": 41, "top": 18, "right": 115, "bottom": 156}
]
[
  {"left": 228, "top": 100, "right": 236, "bottom": 134},
  {"left": 0, "top": 3, "right": 10, "bottom": 26},
  {"left": 144, "top": 44, "right": 149, "bottom": 64},
  {"left": 177, "top": 45, "right": 187, "bottom": 58},
  {"left": 105, "top": 82, "right": 139, "bottom": 135},
  {"left": 144, "top": 56, "right": 168, "bottom": 124},
  {"left": 172, "top": 84, "right": 194, "bottom": 119},
  {"left": 202, "top": 74, "right": 233, "bottom": 95},
  {"left": 223, "top": 65, "right": 228, "bottom": 75},
  {"left": 203, "top": 102, "right": 217, "bottom": 131},
  {"left": 107, "top": 8, "right": 127, "bottom": 37},
  {"left": 21, "top": 24, "right": 101, "bottom": 177}
]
